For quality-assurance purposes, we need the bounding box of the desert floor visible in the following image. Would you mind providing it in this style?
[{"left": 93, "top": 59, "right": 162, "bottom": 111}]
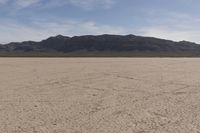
[{"left": 1, "top": 58, "right": 200, "bottom": 133}]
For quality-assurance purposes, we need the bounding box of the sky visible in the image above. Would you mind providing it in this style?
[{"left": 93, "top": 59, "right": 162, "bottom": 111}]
[{"left": 0, "top": 0, "right": 200, "bottom": 43}]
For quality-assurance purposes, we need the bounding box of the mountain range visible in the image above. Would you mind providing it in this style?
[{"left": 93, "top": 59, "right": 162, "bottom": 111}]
[{"left": 0, "top": 34, "right": 200, "bottom": 57}]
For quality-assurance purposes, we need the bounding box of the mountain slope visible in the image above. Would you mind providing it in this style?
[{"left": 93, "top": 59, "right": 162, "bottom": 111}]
[{"left": 0, "top": 34, "right": 200, "bottom": 57}]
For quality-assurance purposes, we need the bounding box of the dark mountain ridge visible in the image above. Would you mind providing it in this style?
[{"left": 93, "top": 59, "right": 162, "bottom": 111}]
[{"left": 0, "top": 34, "right": 200, "bottom": 57}]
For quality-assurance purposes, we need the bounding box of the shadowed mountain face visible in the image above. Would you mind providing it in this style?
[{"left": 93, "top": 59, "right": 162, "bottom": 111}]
[{"left": 0, "top": 34, "right": 200, "bottom": 57}]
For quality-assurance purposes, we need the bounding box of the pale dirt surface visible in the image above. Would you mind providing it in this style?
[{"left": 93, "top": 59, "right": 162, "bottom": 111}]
[{"left": 1, "top": 58, "right": 200, "bottom": 133}]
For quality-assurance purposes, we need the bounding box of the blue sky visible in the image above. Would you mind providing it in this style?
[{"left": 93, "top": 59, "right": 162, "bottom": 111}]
[{"left": 0, "top": 0, "right": 200, "bottom": 43}]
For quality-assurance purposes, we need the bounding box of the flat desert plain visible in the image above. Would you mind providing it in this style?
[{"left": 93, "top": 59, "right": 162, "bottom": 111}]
[{"left": 1, "top": 58, "right": 200, "bottom": 133}]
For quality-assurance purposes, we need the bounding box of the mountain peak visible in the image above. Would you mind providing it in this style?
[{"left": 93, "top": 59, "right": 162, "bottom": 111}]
[{"left": 55, "top": 35, "right": 69, "bottom": 39}]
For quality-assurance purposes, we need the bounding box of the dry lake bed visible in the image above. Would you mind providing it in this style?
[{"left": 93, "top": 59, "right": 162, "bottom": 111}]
[{"left": 1, "top": 58, "right": 200, "bottom": 133}]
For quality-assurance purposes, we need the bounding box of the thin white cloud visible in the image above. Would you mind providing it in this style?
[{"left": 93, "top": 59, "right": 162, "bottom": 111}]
[
  {"left": 0, "top": 0, "right": 8, "bottom": 4},
  {"left": 137, "top": 12, "right": 200, "bottom": 43},
  {"left": 0, "top": 0, "right": 40, "bottom": 7},
  {"left": 0, "top": 0, "right": 116, "bottom": 9},
  {"left": 15, "top": 0, "right": 40, "bottom": 7},
  {"left": 68, "top": 0, "right": 115, "bottom": 10},
  {"left": 139, "top": 26, "right": 200, "bottom": 43},
  {"left": 41, "top": 0, "right": 116, "bottom": 10},
  {"left": 0, "top": 19, "right": 126, "bottom": 44}
]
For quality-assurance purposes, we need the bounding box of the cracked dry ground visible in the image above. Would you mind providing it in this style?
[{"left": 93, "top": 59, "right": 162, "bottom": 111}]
[{"left": 1, "top": 58, "right": 200, "bottom": 133}]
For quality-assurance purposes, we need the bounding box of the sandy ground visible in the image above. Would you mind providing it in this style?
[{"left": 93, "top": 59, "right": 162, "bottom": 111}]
[{"left": 1, "top": 58, "right": 200, "bottom": 133}]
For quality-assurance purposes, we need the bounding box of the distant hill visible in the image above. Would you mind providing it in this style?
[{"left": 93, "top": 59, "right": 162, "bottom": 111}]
[{"left": 0, "top": 34, "right": 200, "bottom": 57}]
